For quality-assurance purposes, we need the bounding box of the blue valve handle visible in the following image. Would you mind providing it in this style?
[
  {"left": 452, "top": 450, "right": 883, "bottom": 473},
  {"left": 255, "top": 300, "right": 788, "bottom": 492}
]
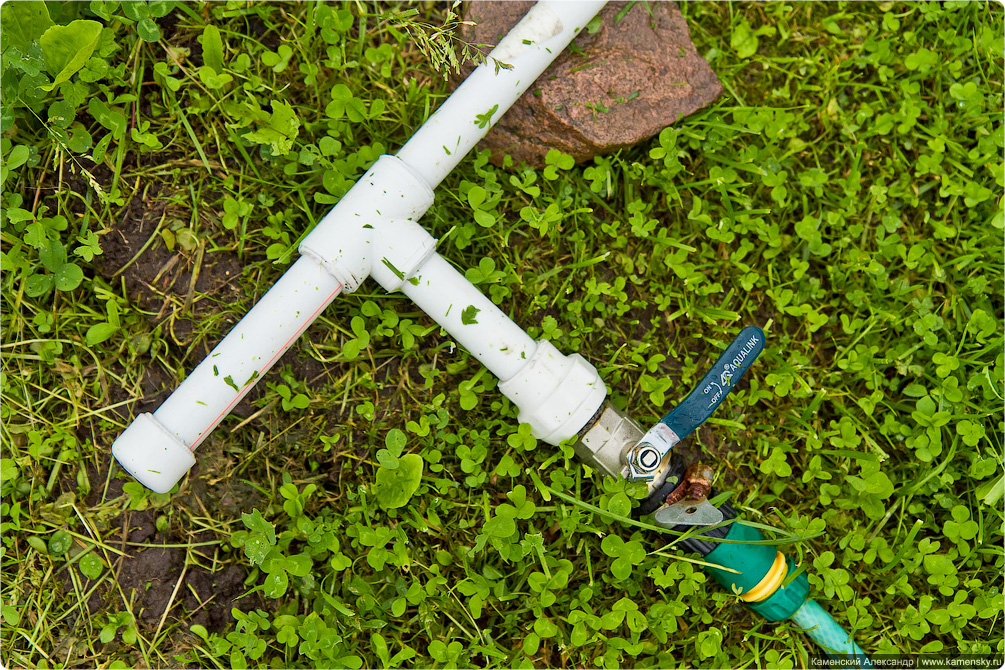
[
  {"left": 624, "top": 326, "right": 766, "bottom": 483},
  {"left": 660, "top": 326, "right": 764, "bottom": 440}
]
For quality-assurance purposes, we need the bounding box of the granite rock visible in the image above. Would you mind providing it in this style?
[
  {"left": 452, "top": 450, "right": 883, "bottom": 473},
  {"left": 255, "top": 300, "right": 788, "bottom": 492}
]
[{"left": 453, "top": 1, "right": 722, "bottom": 167}]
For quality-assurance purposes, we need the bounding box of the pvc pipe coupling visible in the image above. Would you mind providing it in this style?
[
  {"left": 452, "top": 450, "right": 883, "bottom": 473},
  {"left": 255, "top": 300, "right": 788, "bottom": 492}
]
[{"left": 499, "top": 341, "right": 606, "bottom": 446}]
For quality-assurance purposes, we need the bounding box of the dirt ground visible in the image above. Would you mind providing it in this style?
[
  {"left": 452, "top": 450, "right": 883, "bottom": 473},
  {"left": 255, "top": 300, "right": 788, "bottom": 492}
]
[
  {"left": 52, "top": 171, "right": 286, "bottom": 653},
  {"left": 94, "top": 182, "right": 246, "bottom": 347},
  {"left": 57, "top": 456, "right": 269, "bottom": 644}
]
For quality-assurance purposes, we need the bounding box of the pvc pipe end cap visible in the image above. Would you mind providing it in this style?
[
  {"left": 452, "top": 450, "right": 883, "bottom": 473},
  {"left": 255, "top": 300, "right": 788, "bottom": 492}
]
[{"left": 111, "top": 413, "right": 195, "bottom": 494}]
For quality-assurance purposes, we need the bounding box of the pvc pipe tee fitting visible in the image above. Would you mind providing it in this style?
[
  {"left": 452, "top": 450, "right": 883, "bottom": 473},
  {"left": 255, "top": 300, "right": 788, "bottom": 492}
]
[
  {"left": 109, "top": 0, "right": 613, "bottom": 495},
  {"left": 300, "top": 155, "right": 437, "bottom": 293}
]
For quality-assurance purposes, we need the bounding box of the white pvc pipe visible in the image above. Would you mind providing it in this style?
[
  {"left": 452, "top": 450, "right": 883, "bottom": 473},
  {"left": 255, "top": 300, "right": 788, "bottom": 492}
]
[
  {"left": 112, "top": 257, "right": 342, "bottom": 492},
  {"left": 155, "top": 256, "right": 342, "bottom": 447},
  {"left": 110, "top": 1, "right": 611, "bottom": 494},
  {"left": 402, "top": 253, "right": 606, "bottom": 446},
  {"left": 397, "top": 0, "right": 607, "bottom": 186},
  {"left": 402, "top": 253, "right": 536, "bottom": 382}
]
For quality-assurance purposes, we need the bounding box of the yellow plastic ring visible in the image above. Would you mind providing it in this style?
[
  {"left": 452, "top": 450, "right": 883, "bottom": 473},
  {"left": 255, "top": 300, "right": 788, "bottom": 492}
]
[{"left": 740, "top": 551, "right": 788, "bottom": 603}]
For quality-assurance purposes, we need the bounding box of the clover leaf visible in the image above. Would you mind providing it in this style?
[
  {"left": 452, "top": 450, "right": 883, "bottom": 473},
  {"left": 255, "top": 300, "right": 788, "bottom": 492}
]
[{"left": 375, "top": 453, "right": 423, "bottom": 509}]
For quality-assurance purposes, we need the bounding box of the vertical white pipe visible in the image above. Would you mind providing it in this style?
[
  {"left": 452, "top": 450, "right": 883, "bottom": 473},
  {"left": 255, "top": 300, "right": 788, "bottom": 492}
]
[
  {"left": 401, "top": 253, "right": 606, "bottom": 445},
  {"left": 396, "top": 0, "right": 607, "bottom": 187},
  {"left": 402, "top": 253, "right": 536, "bottom": 382}
]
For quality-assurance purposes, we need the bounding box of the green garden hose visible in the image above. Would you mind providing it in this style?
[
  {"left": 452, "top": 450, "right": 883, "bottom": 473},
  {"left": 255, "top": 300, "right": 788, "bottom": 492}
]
[{"left": 792, "top": 599, "right": 872, "bottom": 665}]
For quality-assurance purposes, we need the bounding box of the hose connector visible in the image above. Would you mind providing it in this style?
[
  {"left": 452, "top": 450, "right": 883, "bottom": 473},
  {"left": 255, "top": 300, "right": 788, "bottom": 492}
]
[{"left": 701, "top": 521, "right": 810, "bottom": 621}]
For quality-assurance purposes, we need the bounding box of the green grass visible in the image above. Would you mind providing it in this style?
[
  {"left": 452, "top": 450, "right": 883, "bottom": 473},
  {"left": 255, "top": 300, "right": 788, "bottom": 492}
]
[{"left": 2, "top": 1, "right": 1003, "bottom": 668}]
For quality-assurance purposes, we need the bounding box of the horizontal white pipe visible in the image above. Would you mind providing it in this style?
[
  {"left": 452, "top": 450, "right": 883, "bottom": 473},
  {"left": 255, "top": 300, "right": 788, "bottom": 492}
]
[
  {"left": 154, "top": 256, "right": 343, "bottom": 447},
  {"left": 402, "top": 253, "right": 536, "bottom": 382},
  {"left": 396, "top": 0, "right": 607, "bottom": 186},
  {"left": 112, "top": 257, "right": 342, "bottom": 492}
]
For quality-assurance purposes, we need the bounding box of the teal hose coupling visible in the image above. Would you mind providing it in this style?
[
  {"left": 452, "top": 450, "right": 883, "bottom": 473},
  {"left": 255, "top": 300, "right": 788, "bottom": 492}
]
[
  {"left": 701, "top": 521, "right": 810, "bottom": 622},
  {"left": 691, "top": 518, "right": 872, "bottom": 667}
]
